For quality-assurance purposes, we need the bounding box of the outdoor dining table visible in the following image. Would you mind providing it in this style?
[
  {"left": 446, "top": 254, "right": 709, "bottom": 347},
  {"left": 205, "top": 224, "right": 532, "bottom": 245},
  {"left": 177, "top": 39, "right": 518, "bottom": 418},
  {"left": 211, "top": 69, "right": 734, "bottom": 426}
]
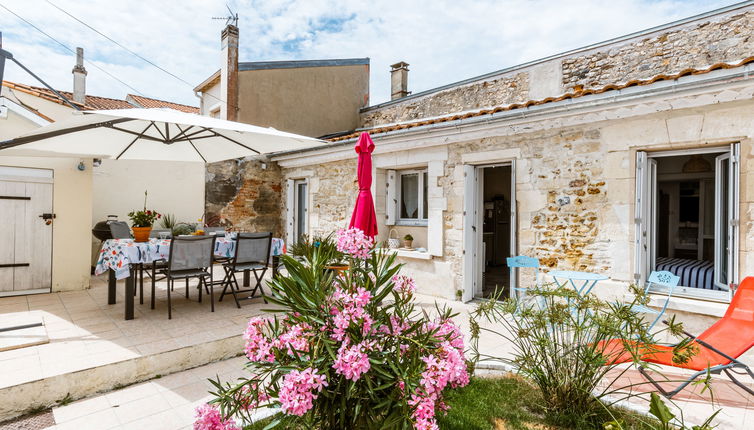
[
  {"left": 94, "top": 236, "right": 286, "bottom": 320},
  {"left": 549, "top": 270, "right": 608, "bottom": 297}
]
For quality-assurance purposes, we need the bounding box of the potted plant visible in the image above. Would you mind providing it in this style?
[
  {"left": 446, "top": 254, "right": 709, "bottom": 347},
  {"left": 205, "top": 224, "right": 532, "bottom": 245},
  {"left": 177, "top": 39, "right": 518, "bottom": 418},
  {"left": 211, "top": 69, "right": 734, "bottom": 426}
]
[
  {"left": 403, "top": 233, "right": 414, "bottom": 249},
  {"left": 128, "top": 191, "right": 161, "bottom": 242}
]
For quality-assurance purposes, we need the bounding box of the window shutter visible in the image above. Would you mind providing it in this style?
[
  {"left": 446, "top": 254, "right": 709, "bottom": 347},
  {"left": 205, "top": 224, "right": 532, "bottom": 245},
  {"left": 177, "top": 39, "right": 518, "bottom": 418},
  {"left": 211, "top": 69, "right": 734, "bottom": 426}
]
[
  {"left": 386, "top": 170, "right": 397, "bottom": 226},
  {"left": 286, "top": 179, "right": 295, "bottom": 246},
  {"left": 427, "top": 161, "right": 445, "bottom": 256}
]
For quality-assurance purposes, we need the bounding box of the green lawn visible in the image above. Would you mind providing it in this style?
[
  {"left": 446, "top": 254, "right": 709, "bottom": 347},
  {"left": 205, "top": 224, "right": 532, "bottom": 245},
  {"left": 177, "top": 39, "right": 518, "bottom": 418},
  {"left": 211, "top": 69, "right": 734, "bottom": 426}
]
[{"left": 245, "top": 375, "right": 658, "bottom": 429}]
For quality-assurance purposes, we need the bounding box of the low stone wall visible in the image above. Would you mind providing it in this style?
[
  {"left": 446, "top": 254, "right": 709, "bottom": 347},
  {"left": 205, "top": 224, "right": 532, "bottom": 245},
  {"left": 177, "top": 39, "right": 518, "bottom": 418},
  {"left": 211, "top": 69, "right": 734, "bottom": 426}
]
[
  {"left": 359, "top": 73, "right": 529, "bottom": 128},
  {"left": 561, "top": 10, "right": 754, "bottom": 91}
]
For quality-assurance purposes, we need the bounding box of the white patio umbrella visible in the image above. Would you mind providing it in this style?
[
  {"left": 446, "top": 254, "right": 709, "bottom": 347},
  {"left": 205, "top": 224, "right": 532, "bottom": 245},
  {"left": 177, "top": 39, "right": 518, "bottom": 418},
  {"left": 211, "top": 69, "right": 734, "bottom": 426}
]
[{"left": 0, "top": 108, "right": 324, "bottom": 162}]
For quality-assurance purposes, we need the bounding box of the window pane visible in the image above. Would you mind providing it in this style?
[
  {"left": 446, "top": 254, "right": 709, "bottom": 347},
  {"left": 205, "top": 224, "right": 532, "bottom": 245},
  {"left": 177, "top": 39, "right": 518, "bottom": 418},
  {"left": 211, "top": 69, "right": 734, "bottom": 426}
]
[
  {"left": 401, "top": 173, "right": 419, "bottom": 219},
  {"left": 422, "top": 172, "right": 428, "bottom": 219}
]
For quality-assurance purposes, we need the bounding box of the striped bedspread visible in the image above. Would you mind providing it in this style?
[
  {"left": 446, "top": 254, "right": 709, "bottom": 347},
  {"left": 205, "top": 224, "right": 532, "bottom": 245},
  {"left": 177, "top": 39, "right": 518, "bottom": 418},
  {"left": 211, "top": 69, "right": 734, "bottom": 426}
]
[{"left": 655, "top": 257, "right": 720, "bottom": 291}]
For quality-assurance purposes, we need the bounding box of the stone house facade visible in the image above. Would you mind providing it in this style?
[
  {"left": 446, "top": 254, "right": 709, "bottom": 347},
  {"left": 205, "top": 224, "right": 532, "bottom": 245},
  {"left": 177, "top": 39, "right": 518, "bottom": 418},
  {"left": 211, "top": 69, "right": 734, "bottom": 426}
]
[{"left": 209, "top": 3, "right": 754, "bottom": 328}]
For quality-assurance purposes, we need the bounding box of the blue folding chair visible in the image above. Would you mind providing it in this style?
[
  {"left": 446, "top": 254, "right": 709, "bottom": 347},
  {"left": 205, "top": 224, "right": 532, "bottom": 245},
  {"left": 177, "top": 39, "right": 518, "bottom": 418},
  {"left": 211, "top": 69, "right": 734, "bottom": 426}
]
[
  {"left": 507, "top": 255, "right": 541, "bottom": 311},
  {"left": 630, "top": 270, "right": 680, "bottom": 332}
]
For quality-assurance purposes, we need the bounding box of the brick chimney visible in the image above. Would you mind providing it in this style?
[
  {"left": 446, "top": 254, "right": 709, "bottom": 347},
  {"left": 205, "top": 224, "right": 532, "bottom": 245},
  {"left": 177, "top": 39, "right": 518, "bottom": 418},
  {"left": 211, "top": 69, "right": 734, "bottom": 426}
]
[
  {"left": 71, "top": 47, "right": 87, "bottom": 105},
  {"left": 220, "top": 24, "right": 239, "bottom": 121},
  {"left": 390, "top": 61, "right": 410, "bottom": 100}
]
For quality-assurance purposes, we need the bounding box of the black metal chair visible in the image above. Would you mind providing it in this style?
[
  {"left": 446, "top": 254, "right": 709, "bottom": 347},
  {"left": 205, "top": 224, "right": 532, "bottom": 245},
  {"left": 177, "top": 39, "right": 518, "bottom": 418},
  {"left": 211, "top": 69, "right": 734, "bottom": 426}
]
[
  {"left": 149, "top": 229, "right": 172, "bottom": 239},
  {"left": 108, "top": 221, "right": 132, "bottom": 239},
  {"left": 153, "top": 235, "right": 216, "bottom": 319},
  {"left": 219, "top": 232, "right": 272, "bottom": 307}
]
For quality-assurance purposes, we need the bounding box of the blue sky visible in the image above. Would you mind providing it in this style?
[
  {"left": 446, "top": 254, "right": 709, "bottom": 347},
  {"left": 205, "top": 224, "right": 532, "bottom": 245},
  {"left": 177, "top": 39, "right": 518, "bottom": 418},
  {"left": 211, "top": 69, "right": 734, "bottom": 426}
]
[{"left": 0, "top": 0, "right": 741, "bottom": 107}]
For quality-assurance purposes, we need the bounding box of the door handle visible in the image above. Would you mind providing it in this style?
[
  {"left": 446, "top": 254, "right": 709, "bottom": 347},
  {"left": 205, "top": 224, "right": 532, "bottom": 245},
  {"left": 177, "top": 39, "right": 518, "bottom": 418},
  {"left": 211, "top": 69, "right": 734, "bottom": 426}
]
[{"left": 39, "top": 213, "right": 56, "bottom": 225}]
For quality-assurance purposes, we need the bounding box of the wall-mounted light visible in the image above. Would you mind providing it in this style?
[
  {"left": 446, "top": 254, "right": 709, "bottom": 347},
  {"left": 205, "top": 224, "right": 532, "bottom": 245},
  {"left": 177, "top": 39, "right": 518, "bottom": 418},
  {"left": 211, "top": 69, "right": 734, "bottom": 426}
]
[
  {"left": 77, "top": 161, "right": 86, "bottom": 171},
  {"left": 93, "top": 158, "right": 102, "bottom": 167}
]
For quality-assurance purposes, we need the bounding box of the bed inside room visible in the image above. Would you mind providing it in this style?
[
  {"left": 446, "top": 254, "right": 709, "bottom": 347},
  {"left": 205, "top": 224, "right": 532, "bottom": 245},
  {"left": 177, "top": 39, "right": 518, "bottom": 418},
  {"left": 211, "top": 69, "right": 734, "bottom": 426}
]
[{"left": 653, "top": 153, "right": 724, "bottom": 292}]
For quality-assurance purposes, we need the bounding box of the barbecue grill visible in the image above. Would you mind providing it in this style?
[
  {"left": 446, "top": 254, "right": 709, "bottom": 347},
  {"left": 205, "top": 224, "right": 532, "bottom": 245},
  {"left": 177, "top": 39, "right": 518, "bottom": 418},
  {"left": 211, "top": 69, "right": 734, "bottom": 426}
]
[{"left": 92, "top": 215, "right": 121, "bottom": 241}]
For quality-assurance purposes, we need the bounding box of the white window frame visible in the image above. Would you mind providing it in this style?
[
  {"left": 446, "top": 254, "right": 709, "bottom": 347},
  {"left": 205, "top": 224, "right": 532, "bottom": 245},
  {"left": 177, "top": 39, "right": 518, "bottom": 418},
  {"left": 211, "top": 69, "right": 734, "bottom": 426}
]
[
  {"left": 635, "top": 145, "right": 738, "bottom": 302},
  {"left": 396, "top": 169, "right": 428, "bottom": 226}
]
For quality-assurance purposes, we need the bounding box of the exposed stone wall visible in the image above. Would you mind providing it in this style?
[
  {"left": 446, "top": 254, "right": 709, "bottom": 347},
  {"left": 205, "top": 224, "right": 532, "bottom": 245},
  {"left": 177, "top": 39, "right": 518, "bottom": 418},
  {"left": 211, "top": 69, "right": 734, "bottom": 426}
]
[
  {"left": 359, "top": 73, "right": 528, "bottom": 127},
  {"left": 440, "top": 128, "right": 612, "bottom": 294},
  {"left": 281, "top": 158, "right": 360, "bottom": 238},
  {"left": 562, "top": 10, "right": 754, "bottom": 90},
  {"left": 205, "top": 157, "right": 283, "bottom": 236}
]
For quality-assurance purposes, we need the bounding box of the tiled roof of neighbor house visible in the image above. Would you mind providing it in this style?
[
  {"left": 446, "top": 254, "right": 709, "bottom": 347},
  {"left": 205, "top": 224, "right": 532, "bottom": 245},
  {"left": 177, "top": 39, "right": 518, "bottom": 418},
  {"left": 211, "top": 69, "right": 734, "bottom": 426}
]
[
  {"left": 1, "top": 81, "right": 199, "bottom": 114},
  {"left": 2, "top": 81, "right": 132, "bottom": 110},
  {"left": 126, "top": 94, "right": 199, "bottom": 113},
  {"left": 328, "top": 56, "right": 754, "bottom": 142}
]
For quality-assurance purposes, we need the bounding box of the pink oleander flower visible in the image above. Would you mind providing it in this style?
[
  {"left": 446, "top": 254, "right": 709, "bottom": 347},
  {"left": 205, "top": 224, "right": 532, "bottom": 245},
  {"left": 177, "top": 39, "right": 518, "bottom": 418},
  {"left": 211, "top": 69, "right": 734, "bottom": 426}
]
[
  {"left": 329, "top": 285, "right": 373, "bottom": 341},
  {"left": 424, "top": 318, "right": 465, "bottom": 353},
  {"left": 275, "top": 322, "right": 313, "bottom": 356},
  {"left": 333, "top": 341, "right": 371, "bottom": 381},
  {"left": 193, "top": 403, "right": 239, "bottom": 430},
  {"left": 336, "top": 228, "right": 373, "bottom": 259},
  {"left": 279, "top": 367, "right": 328, "bottom": 416},
  {"left": 243, "top": 317, "right": 274, "bottom": 363},
  {"left": 392, "top": 274, "right": 417, "bottom": 295}
]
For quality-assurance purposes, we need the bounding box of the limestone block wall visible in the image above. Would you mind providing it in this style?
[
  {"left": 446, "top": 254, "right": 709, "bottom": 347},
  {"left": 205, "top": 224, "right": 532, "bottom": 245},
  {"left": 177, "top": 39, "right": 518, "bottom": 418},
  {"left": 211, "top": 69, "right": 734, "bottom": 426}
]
[
  {"left": 281, "top": 158, "right": 360, "bottom": 239},
  {"left": 561, "top": 10, "right": 754, "bottom": 91},
  {"left": 359, "top": 73, "right": 529, "bottom": 128},
  {"left": 205, "top": 157, "right": 283, "bottom": 236}
]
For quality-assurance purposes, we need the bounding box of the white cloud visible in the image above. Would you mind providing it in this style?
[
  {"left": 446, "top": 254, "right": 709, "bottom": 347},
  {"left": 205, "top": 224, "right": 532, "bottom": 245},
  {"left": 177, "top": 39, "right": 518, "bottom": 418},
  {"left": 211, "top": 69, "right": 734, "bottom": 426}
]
[{"left": 0, "top": 0, "right": 739, "bottom": 108}]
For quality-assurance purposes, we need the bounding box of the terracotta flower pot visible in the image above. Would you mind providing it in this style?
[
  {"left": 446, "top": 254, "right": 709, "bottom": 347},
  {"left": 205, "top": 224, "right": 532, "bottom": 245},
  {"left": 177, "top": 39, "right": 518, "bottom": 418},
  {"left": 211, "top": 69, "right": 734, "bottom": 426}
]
[
  {"left": 403, "top": 240, "right": 413, "bottom": 248},
  {"left": 132, "top": 226, "right": 152, "bottom": 242},
  {"left": 325, "top": 264, "right": 349, "bottom": 275}
]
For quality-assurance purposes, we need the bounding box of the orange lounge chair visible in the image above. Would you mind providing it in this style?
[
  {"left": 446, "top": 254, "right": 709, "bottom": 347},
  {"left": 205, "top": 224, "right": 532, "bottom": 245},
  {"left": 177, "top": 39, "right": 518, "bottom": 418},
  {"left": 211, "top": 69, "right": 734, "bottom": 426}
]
[{"left": 602, "top": 276, "right": 754, "bottom": 398}]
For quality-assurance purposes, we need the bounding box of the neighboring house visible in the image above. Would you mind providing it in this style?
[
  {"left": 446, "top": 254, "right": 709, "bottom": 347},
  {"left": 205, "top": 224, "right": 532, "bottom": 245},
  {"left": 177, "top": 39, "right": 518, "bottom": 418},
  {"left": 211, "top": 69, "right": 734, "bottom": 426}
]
[
  {"left": 194, "top": 24, "right": 370, "bottom": 235},
  {"left": 0, "top": 49, "right": 204, "bottom": 295},
  {"left": 204, "top": 2, "right": 754, "bottom": 330}
]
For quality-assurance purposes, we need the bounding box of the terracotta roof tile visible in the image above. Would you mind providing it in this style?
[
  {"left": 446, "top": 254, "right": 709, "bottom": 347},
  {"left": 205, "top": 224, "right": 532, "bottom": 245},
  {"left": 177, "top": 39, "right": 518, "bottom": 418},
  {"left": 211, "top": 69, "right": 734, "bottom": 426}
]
[
  {"left": 126, "top": 94, "right": 199, "bottom": 114},
  {"left": 2, "top": 81, "right": 134, "bottom": 110},
  {"left": 2, "top": 81, "right": 198, "bottom": 115},
  {"left": 329, "top": 57, "right": 754, "bottom": 142}
]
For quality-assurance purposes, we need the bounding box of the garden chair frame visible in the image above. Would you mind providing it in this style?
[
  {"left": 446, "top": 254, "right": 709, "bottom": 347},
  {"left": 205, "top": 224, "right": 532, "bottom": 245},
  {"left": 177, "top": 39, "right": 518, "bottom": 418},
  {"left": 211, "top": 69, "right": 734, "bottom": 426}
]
[
  {"left": 219, "top": 232, "right": 272, "bottom": 307},
  {"left": 153, "top": 235, "right": 217, "bottom": 319},
  {"left": 630, "top": 270, "right": 680, "bottom": 332}
]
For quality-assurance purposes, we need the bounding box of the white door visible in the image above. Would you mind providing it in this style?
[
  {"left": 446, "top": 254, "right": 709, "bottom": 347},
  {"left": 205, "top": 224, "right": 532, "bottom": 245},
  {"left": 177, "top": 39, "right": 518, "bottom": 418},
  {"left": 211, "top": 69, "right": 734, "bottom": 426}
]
[
  {"left": 508, "top": 160, "right": 518, "bottom": 296},
  {"left": 0, "top": 167, "right": 53, "bottom": 295},
  {"left": 462, "top": 165, "right": 478, "bottom": 302},
  {"left": 714, "top": 144, "right": 739, "bottom": 291},
  {"left": 634, "top": 152, "right": 657, "bottom": 286}
]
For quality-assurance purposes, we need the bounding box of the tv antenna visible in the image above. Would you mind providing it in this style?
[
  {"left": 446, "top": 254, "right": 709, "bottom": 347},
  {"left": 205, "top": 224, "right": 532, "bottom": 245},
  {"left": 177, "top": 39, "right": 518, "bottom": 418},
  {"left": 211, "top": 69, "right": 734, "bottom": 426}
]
[{"left": 212, "top": 5, "right": 238, "bottom": 27}]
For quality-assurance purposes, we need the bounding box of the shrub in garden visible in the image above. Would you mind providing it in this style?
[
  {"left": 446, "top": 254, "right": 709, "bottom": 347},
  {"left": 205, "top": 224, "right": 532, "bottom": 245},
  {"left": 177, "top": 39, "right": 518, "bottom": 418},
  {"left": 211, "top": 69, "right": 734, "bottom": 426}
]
[
  {"left": 195, "top": 228, "right": 469, "bottom": 429},
  {"left": 469, "top": 284, "right": 707, "bottom": 428}
]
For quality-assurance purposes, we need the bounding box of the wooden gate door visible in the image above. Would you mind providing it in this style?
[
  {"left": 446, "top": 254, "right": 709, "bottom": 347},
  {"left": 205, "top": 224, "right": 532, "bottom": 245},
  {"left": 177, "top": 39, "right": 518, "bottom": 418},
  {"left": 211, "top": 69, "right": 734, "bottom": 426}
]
[{"left": 0, "top": 167, "right": 53, "bottom": 296}]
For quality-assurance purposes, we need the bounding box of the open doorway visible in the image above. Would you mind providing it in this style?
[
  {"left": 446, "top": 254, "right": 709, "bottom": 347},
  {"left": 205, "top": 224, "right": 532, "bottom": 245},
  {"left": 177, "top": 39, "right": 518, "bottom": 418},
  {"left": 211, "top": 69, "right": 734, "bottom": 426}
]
[
  {"left": 462, "top": 162, "right": 516, "bottom": 301},
  {"left": 636, "top": 145, "right": 739, "bottom": 300},
  {"left": 481, "top": 166, "right": 512, "bottom": 298}
]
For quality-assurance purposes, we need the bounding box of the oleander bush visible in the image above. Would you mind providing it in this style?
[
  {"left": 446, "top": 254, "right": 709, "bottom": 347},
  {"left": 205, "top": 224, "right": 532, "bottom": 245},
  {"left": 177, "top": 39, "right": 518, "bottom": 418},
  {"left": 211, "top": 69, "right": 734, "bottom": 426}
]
[{"left": 195, "top": 228, "right": 469, "bottom": 430}]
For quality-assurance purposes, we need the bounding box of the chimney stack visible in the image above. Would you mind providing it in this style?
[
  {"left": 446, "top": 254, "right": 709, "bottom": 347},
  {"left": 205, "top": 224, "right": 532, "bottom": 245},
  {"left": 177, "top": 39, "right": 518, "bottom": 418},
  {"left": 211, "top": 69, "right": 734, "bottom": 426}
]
[
  {"left": 72, "top": 47, "right": 87, "bottom": 105},
  {"left": 390, "top": 61, "right": 410, "bottom": 100},
  {"left": 220, "top": 24, "right": 239, "bottom": 121}
]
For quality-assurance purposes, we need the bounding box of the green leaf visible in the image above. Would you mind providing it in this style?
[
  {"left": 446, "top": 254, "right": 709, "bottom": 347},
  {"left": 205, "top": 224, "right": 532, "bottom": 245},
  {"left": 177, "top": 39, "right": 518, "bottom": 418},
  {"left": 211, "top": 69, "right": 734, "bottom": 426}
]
[{"left": 648, "top": 392, "right": 675, "bottom": 425}]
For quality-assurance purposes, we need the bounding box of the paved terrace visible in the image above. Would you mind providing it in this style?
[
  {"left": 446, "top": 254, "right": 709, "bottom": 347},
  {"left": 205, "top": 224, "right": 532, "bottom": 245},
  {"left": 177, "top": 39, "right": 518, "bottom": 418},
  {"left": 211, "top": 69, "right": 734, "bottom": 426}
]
[{"left": 0, "top": 274, "right": 752, "bottom": 428}]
